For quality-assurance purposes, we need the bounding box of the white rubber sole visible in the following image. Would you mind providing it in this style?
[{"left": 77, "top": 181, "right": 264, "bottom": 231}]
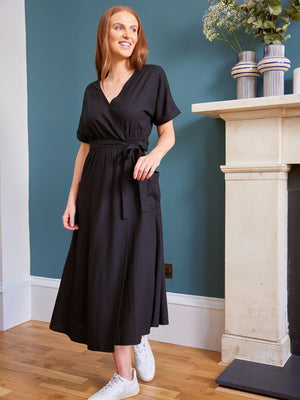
[
  {"left": 136, "top": 368, "right": 155, "bottom": 382},
  {"left": 117, "top": 385, "right": 140, "bottom": 399},
  {"left": 88, "top": 384, "right": 139, "bottom": 400}
]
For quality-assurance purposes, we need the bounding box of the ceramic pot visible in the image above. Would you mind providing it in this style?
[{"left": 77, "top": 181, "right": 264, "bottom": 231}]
[
  {"left": 257, "top": 44, "right": 291, "bottom": 96},
  {"left": 231, "top": 51, "right": 260, "bottom": 99}
]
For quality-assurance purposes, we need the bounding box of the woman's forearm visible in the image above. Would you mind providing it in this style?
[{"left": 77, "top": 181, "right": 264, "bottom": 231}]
[
  {"left": 67, "top": 143, "right": 90, "bottom": 205},
  {"left": 149, "top": 120, "right": 176, "bottom": 161},
  {"left": 133, "top": 120, "right": 176, "bottom": 180}
]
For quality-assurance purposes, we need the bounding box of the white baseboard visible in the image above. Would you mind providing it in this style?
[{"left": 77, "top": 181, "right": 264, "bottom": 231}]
[
  {"left": 153, "top": 292, "right": 224, "bottom": 351},
  {"left": 0, "top": 276, "right": 31, "bottom": 330},
  {"left": 30, "top": 275, "right": 224, "bottom": 352},
  {"left": 0, "top": 276, "right": 225, "bottom": 352}
]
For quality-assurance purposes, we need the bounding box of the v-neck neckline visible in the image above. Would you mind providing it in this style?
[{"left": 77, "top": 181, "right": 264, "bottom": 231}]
[{"left": 98, "top": 69, "right": 138, "bottom": 105}]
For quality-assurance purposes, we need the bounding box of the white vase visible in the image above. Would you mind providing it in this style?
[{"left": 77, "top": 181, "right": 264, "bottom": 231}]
[
  {"left": 257, "top": 44, "right": 291, "bottom": 96},
  {"left": 293, "top": 67, "right": 300, "bottom": 94},
  {"left": 231, "top": 51, "right": 260, "bottom": 99}
]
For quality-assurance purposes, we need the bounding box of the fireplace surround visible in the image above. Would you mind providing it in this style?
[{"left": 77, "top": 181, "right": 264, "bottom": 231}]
[
  {"left": 192, "top": 94, "right": 300, "bottom": 368},
  {"left": 192, "top": 95, "right": 300, "bottom": 398}
]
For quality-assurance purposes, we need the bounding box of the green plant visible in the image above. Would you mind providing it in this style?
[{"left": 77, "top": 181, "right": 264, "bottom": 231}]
[
  {"left": 240, "top": 0, "right": 300, "bottom": 44},
  {"left": 203, "top": 0, "right": 258, "bottom": 52}
]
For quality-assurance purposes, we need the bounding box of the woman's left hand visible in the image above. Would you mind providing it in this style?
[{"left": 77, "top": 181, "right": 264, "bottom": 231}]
[
  {"left": 133, "top": 151, "right": 162, "bottom": 180},
  {"left": 133, "top": 120, "right": 175, "bottom": 180}
]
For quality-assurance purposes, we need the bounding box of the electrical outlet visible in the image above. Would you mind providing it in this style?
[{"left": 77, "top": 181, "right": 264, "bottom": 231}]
[{"left": 164, "top": 263, "right": 172, "bottom": 279}]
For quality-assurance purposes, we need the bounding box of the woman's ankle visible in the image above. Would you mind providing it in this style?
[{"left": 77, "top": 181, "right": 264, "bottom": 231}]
[{"left": 118, "top": 368, "right": 133, "bottom": 380}]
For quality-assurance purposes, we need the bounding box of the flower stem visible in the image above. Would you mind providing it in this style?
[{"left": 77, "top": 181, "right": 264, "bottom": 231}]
[
  {"left": 232, "top": 30, "right": 243, "bottom": 52},
  {"left": 250, "top": 36, "right": 260, "bottom": 51},
  {"left": 244, "top": 29, "right": 248, "bottom": 50},
  {"left": 216, "top": 26, "right": 240, "bottom": 52}
]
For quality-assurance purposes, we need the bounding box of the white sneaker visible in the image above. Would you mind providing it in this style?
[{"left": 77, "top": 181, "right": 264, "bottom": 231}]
[
  {"left": 88, "top": 367, "right": 139, "bottom": 400},
  {"left": 132, "top": 335, "right": 155, "bottom": 382}
]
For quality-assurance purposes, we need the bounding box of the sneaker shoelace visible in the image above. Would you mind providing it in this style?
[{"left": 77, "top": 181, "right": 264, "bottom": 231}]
[
  {"left": 98, "top": 373, "right": 124, "bottom": 394},
  {"left": 135, "top": 340, "right": 150, "bottom": 365}
]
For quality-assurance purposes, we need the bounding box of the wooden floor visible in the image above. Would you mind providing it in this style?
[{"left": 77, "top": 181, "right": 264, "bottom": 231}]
[{"left": 0, "top": 321, "right": 276, "bottom": 400}]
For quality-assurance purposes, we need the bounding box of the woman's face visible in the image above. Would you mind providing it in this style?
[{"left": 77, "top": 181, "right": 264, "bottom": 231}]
[{"left": 108, "top": 11, "right": 139, "bottom": 61}]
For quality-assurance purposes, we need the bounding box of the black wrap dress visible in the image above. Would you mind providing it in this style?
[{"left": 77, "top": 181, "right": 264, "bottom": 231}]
[{"left": 49, "top": 64, "right": 181, "bottom": 352}]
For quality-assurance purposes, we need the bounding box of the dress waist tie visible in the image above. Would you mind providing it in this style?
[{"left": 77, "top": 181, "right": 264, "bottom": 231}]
[{"left": 89, "top": 139, "right": 149, "bottom": 219}]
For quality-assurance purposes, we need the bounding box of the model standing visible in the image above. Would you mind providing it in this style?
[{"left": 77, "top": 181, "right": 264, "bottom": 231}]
[{"left": 49, "top": 5, "right": 181, "bottom": 399}]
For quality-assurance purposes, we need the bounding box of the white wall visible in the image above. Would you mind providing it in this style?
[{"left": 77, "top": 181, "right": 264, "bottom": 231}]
[{"left": 0, "top": 0, "right": 31, "bottom": 329}]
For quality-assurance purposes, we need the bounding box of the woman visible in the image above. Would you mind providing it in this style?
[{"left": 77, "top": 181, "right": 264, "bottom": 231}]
[{"left": 49, "top": 5, "right": 181, "bottom": 400}]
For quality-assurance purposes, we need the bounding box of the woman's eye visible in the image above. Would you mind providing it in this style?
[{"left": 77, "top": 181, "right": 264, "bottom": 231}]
[{"left": 115, "top": 26, "right": 122, "bottom": 30}]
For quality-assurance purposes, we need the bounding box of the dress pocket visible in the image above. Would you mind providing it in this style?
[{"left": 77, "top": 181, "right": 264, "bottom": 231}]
[{"left": 147, "top": 170, "right": 161, "bottom": 209}]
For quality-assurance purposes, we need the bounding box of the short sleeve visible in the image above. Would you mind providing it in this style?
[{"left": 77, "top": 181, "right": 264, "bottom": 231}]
[
  {"left": 76, "top": 87, "right": 91, "bottom": 143},
  {"left": 152, "top": 66, "right": 181, "bottom": 126}
]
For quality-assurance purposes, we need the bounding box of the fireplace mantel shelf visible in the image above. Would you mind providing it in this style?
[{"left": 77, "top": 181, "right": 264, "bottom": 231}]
[{"left": 192, "top": 93, "right": 300, "bottom": 119}]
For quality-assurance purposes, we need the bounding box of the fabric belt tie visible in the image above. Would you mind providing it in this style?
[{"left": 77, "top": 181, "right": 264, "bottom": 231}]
[{"left": 90, "top": 139, "right": 149, "bottom": 220}]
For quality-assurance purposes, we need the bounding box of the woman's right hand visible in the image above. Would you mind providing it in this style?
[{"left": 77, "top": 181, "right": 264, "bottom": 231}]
[
  {"left": 62, "top": 203, "right": 79, "bottom": 231},
  {"left": 62, "top": 143, "right": 89, "bottom": 231}
]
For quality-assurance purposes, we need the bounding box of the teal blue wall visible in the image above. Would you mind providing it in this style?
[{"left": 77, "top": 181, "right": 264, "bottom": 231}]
[{"left": 25, "top": 0, "right": 300, "bottom": 298}]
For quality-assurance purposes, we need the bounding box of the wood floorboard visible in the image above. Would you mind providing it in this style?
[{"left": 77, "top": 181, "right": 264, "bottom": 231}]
[{"left": 0, "top": 320, "right": 268, "bottom": 399}]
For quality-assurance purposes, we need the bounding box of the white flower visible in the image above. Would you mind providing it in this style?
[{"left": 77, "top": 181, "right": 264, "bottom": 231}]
[{"left": 203, "top": 0, "right": 245, "bottom": 50}]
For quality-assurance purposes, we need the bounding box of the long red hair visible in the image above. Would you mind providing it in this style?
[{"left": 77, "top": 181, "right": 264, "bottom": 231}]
[{"left": 95, "top": 5, "right": 149, "bottom": 81}]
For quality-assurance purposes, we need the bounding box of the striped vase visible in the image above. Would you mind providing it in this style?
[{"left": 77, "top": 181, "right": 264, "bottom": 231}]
[
  {"left": 257, "top": 44, "right": 291, "bottom": 97},
  {"left": 231, "top": 51, "right": 260, "bottom": 99}
]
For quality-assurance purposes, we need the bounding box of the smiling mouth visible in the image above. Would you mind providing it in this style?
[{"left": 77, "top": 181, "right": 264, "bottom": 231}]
[{"left": 119, "top": 41, "right": 131, "bottom": 49}]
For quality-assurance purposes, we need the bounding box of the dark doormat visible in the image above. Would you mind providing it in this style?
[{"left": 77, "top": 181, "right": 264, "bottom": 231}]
[{"left": 216, "top": 355, "right": 300, "bottom": 400}]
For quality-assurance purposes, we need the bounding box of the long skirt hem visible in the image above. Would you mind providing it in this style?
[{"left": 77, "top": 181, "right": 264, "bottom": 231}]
[{"left": 49, "top": 322, "right": 169, "bottom": 352}]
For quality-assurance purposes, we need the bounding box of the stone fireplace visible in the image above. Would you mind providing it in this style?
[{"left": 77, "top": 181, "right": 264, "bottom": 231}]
[{"left": 192, "top": 94, "right": 300, "bottom": 369}]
